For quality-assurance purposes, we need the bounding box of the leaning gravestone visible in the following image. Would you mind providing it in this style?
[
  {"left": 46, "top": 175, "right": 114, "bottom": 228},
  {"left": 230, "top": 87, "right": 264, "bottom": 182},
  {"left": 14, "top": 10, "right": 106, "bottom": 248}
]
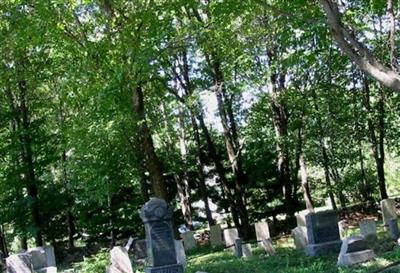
[
  {"left": 181, "top": 231, "right": 196, "bottom": 251},
  {"left": 174, "top": 240, "right": 187, "bottom": 268},
  {"left": 304, "top": 210, "right": 342, "bottom": 256},
  {"left": 223, "top": 228, "right": 239, "bottom": 248},
  {"left": 6, "top": 253, "right": 34, "bottom": 273},
  {"left": 261, "top": 239, "right": 276, "bottom": 256},
  {"left": 337, "top": 236, "right": 376, "bottom": 266},
  {"left": 108, "top": 246, "right": 133, "bottom": 273},
  {"left": 210, "top": 225, "right": 223, "bottom": 247},
  {"left": 388, "top": 218, "right": 400, "bottom": 240},
  {"left": 255, "top": 222, "right": 270, "bottom": 243},
  {"left": 292, "top": 227, "right": 307, "bottom": 249},
  {"left": 359, "top": 219, "right": 377, "bottom": 241},
  {"left": 242, "top": 243, "right": 253, "bottom": 258},
  {"left": 381, "top": 199, "right": 397, "bottom": 225},
  {"left": 140, "top": 198, "right": 183, "bottom": 273}
]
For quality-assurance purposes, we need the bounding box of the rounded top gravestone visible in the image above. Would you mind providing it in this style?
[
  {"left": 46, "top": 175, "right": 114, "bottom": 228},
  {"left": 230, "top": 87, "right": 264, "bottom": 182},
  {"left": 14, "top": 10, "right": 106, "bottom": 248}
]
[{"left": 140, "top": 197, "right": 173, "bottom": 223}]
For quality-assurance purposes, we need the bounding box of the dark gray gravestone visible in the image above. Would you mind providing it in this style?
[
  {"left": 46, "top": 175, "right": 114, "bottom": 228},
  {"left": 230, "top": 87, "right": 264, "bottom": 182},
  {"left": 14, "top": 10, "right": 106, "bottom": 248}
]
[
  {"left": 140, "top": 198, "right": 183, "bottom": 273},
  {"left": 388, "top": 218, "right": 400, "bottom": 240},
  {"left": 305, "top": 210, "right": 342, "bottom": 256}
]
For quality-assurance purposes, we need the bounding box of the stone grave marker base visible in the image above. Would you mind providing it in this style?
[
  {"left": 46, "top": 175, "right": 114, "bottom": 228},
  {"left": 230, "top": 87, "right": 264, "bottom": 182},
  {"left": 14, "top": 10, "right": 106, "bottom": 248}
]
[
  {"left": 305, "top": 240, "right": 342, "bottom": 256},
  {"left": 337, "top": 249, "right": 376, "bottom": 267},
  {"left": 145, "top": 264, "right": 184, "bottom": 273}
]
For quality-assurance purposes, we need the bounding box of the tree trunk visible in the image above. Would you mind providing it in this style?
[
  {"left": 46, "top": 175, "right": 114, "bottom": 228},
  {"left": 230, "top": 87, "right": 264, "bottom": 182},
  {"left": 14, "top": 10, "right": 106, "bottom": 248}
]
[
  {"left": 0, "top": 225, "right": 8, "bottom": 258},
  {"left": 362, "top": 79, "right": 388, "bottom": 199},
  {"left": 18, "top": 77, "right": 43, "bottom": 247},
  {"left": 132, "top": 85, "right": 168, "bottom": 200},
  {"left": 190, "top": 113, "right": 215, "bottom": 226}
]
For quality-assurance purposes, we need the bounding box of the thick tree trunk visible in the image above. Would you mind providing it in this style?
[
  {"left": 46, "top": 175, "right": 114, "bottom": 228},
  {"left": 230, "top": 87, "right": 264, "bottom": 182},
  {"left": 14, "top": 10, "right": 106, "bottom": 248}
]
[
  {"left": 209, "top": 58, "right": 251, "bottom": 239},
  {"left": 363, "top": 80, "right": 388, "bottom": 199},
  {"left": 132, "top": 86, "right": 168, "bottom": 200},
  {"left": 18, "top": 77, "right": 43, "bottom": 247}
]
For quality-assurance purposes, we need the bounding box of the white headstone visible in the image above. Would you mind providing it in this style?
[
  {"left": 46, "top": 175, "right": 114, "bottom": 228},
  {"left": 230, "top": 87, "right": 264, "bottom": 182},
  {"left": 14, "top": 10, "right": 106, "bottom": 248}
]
[
  {"left": 181, "top": 231, "right": 196, "bottom": 251},
  {"left": 296, "top": 210, "right": 310, "bottom": 227},
  {"left": 210, "top": 225, "right": 223, "bottom": 247},
  {"left": 6, "top": 253, "right": 34, "bottom": 273},
  {"left": 381, "top": 199, "right": 397, "bottom": 225},
  {"left": 359, "top": 219, "right": 377, "bottom": 241},
  {"left": 338, "top": 220, "right": 346, "bottom": 239},
  {"left": 110, "top": 246, "right": 133, "bottom": 273},
  {"left": 125, "top": 237, "right": 134, "bottom": 251},
  {"left": 174, "top": 240, "right": 187, "bottom": 268},
  {"left": 255, "top": 222, "right": 270, "bottom": 242},
  {"left": 223, "top": 228, "right": 239, "bottom": 247}
]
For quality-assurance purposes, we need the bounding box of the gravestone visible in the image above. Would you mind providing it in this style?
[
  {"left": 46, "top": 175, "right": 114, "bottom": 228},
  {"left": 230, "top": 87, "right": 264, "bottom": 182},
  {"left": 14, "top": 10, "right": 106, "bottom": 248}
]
[
  {"left": 210, "top": 225, "right": 223, "bottom": 247},
  {"left": 234, "top": 239, "right": 242, "bottom": 258},
  {"left": 338, "top": 220, "right": 346, "bottom": 239},
  {"left": 242, "top": 244, "right": 253, "bottom": 258},
  {"left": 292, "top": 227, "right": 307, "bottom": 249},
  {"left": 223, "top": 228, "right": 239, "bottom": 248},
  {"left": 109, "top": 246, "right": 133, "bottom": 273},
  {"left": 388, "top": 218, "right": 400, "bottom": 240},
  {"left": 174, "top": 240, "right": 186, "bottom": 268},
  {"left": 140, "top": 198, "right": 183, "bottom": 273},
  {"left": 261, "top": 239, "right": 276, "bottom": 256},
  {"left": 28, "top": 246, "right": 57, "bottom": 273},
  {"left": 337, "top": 236, "right": 376, "bottom": 267},
  {"left": 125, "top": 237, "right": 135, "bottom": 251},
  {"left": 381, "top": 199, "right": 397, "bottom": 225},
  {"left": 359, "top": 219, "right": 377, "bottom": 241},
  {"left": 134, "top": 239, "right": 147, "bottom": 260},
  {"left": 304, "top": 210, "right": 342, "bottom": 256},
  {"left": 181, "top": 231, "right": 196, "bottom": 251},
  {"left": 6, "top": 253, "right": 34, "bottom": 273},
  {"left": 296, "top": 210, "right": 309, "bottom": 228},
  {"left": 255, "top": 222, "right": 270, "bottom": 243}
]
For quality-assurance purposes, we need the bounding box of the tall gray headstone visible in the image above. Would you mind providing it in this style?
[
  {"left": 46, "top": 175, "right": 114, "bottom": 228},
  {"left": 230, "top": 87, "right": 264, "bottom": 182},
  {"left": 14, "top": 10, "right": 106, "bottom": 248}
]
[
  {"left": 140, "top": 198, "right": 183, "bottom": 273},
  {"left": 27, "top": 245, "right": 57, "bottom": 273},
  {"left": 359, "top": 219, "right": 377, "bottom": 241},
  {"left": 381, "top": 199, "right": 397, "bottom": 225},
  {"left": 6, "top": 253, "right": 34, "bottom": 273},
  {"left": 174, "top": 240, "right": 186, "bottom": 268},
  {"left": 292, "top": 227, "right": 307, "bottom": 249},
  {"left": 234, "top": 239, "right": 242, "bottom": 258},
  {"left": 181, "top": 231, "right": 196, "bottom": 251},
  {"left": 210, "top": 225, "right": 223, "bottom": 247},
  {"left": 304, "top": 210, "right": 342, "bottom": 256}
]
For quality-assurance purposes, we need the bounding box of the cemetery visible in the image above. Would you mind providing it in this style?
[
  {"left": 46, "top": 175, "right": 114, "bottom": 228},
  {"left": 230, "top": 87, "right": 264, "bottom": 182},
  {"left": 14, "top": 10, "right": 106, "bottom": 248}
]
[{"left": 2, "top": 0, "right": 400, "bottom": 272}]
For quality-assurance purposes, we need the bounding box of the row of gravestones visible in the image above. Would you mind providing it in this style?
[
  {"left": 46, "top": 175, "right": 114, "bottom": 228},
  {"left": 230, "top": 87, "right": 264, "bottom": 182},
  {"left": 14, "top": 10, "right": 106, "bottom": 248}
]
[
  {"left": 4, "top": 245, "right": 56, "bottom": 273},
  {"left": 291, "top": 198, "right": 399, "bottom": 267}
]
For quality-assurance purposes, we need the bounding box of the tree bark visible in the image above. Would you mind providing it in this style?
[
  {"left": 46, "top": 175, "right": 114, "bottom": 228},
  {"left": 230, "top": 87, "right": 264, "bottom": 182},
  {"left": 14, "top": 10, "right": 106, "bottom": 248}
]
[
  {"left": 387, "top": 0, "right": 399, "bottom": 71},
  {"left": 132, "top": 85, "right": 168, "bottom": 200},
  {"left": 318, "top": 0, "right": 400, "bottom": 91}
]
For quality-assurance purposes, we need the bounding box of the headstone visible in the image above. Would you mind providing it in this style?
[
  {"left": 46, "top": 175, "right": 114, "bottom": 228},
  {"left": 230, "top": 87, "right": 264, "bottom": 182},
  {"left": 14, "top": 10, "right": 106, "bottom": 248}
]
[
  {"left": 388, "top": 218, "right": 400, "bottom": 240},
  {"left": 174, "top": 240, "right": 186, "bottom": 268},
  {"left": 325, "top": 198, "right": 333, "bottom": 209},
  {"left": 359, "top": 219, "right": 377, "bottom": 241},
  {"left": 140, "top": 198, "right": 183, "bottom": 273},
  {"left": 133, "top": 239, "right": 147, "bottom": 260},
  {"left": 125, "top": 237, "right": 135, "bottom": 251},
  {"left": 261, "top": 239, "right": 276, "bottom": 256},
  {"left": 381, "top": 199, "right": 397, "bottom": 225},
  {"left": 223, "top": 228, "right": 239, "bottom": 248},
  {"left": 338, "top": 220, "right": 346, "bottom": 239},
  {"left": 6, "top": 253, "right": 34, "bottom": 273},
  {"left": 109, "top": 246, "right": 133, "bottom": 273},
  {"left": 210, "top": 225, "right": 223, "bottom": 247},
  {"left": 304, "top": 210, "right": 342, "bottom": 256},
  {"left": 242, "top": 244, "right": 253, "bottom": 258},
  {"left": 296, "top": 210, "right": 309, "bottom": 228},
  {"left": 255, "top": 222, "right": 270, "bottom": 243},
  {"left": 27, "top": 246, "right": 57, "bottom": 273},
  {"left": 337, "top": 236, "right": 376, "bottom": 267},
  {"left": 234, "top": 239, "right": 242, "bottom": 258},
  {"left": 181, "top": 231, "right": 196, "bottom": 251},
  {"left": 292, "top": 227, "right": 307, "bottom": 249}
]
